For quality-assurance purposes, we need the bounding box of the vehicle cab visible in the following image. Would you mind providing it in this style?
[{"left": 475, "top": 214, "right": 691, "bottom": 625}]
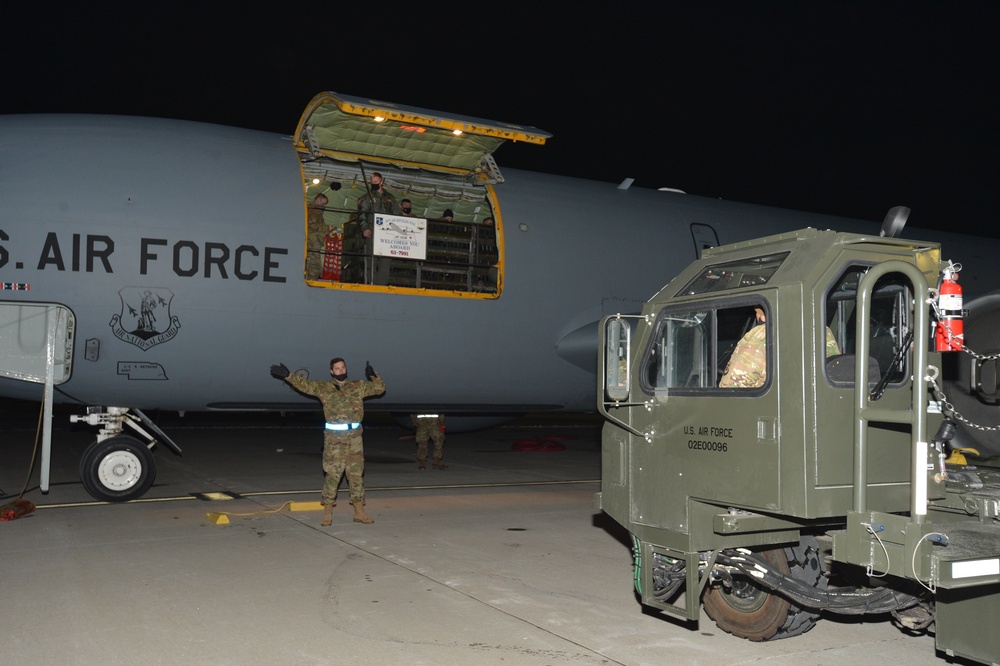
[{"left": 599, "top": 228, "right": 942, "bottom": 546}]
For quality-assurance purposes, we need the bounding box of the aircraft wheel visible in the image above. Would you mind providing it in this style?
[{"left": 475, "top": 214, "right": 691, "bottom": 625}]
[
  {"left": 703, "top": 537, "right": 825, "bottom": 641},
  {"left": 79, "top": 435, "right": 156, "bottom": 502}
]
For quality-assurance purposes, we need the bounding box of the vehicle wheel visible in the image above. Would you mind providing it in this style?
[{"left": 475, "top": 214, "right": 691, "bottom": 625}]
[
  {"left": 703, "top": 537, "right": 826, "bottom": 641},
  {"left": 79, "top": 435, "right": 156, "bottom": 502},
  {"left": 780, "top": 536, "right": 828, "bottom": 638}
]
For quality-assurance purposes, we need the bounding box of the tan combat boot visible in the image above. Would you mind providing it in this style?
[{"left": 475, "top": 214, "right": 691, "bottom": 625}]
[
  {"left": 351, "top": 500, "right": 375, "bottom": 524},
  {"left": 432, "top": 458, "right": 448, "bottom": 470},
  {"left": 418, "top": 458, "right": 426, "bottom": 470},
  {"left": 320, "top": 503, "right": 335, "bottom": 527}
]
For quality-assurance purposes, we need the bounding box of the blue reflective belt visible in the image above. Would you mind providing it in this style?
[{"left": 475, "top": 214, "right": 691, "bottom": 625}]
[{"left": 325, "top": 422, "right": 361, "bottom": 431}]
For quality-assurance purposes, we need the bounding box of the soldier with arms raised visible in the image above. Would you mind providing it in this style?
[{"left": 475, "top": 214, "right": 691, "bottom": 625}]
[{"left": 270, "top": 357, "right": 385, "bottom": 525}]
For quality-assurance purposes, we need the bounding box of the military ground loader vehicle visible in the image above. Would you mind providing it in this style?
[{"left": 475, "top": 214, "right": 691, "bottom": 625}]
[{"left": 596, "top": 227, "right": 1000, "bottom": 664}]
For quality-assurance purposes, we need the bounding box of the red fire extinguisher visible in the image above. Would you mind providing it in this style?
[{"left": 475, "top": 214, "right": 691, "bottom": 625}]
[{"left": 935, "top": 262, "right": 964, "bottom": 352}]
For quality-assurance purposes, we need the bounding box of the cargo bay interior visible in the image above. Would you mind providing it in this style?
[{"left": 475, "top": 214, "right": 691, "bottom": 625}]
[
  {"left": 292, "top": 92, "right": 550, "bottom": 297},
  {"left": 299, "top": 157, "right": 499, "bottom": 294}
]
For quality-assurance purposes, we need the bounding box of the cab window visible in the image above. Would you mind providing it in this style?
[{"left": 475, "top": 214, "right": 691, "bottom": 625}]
[
  {"left": 824, "top": 265, "right": 909, "bottom": 388},
  {"left": 641, "top": 301, "right": 770, "bottom": 394},
  {"left": 677, "top": 252, "right": 788, "bottom": 296}
]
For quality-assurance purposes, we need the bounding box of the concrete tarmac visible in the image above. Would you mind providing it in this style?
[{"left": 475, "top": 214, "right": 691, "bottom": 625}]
[{"left": 0, "top": 409, "right": 955, "bottom": 665}]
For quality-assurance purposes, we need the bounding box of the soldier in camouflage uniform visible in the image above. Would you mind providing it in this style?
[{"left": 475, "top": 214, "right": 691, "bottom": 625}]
[
  {"left": 357, "top": 172, "right": 402, "bottom": 285},
  {"left": 824, "top": 327, "right": 841, "bottom": 358},
  {"left": 305, "top": 192, "right": 329, "bottom": 280},
  {"left": 719, "top": 315, "right": 767, "bottom": 389},
  {"left": 719, "top": 308, "right": 840, "bottom": 388},
  {"left": 270, "top": 357, "right": 385, "bottom": 525},
  {"left": 410, "top": 413, "right": 446, "bottom": 470}
]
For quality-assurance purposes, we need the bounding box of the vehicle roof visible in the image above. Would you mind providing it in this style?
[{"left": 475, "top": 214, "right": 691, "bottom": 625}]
[{"left": 657, "top": 228, "right": 941, "bottom": 303}]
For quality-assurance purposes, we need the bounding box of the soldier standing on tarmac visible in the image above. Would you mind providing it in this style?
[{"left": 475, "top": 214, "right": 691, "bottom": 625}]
[
  {"left": 410, "top": 413, "right": 447, "bottom": 470},
  {"left": 270, "top": 358, "right": 385, "bottom": 525}
]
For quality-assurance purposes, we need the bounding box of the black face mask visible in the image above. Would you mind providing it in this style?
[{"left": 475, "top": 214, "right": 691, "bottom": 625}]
[
  {"left": 401, "top": 207, "right": 411, "bottom": 214},
  {"left": 371, "top": 182, "right": 381, "bottom": 192},
  {"left": 332, "top": 373, "right": 347, "bottom": 381}
]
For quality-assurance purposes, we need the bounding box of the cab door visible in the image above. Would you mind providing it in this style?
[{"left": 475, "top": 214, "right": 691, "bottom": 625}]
[
  {"left": 626, "top": 295, "right": 782, "bottom": 532},
  {"left": 812, "top": 262, "right": 915, "bottom": 514}
]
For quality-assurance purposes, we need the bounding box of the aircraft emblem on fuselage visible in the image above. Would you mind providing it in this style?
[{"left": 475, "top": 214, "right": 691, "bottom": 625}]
[{"left": 109, "top": 287, "right": 182, "bottom": 351}]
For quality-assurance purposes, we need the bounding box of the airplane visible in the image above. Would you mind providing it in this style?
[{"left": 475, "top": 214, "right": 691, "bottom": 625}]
[{"left": 3, "top": 91, "right": 1000, "bottom": 503}]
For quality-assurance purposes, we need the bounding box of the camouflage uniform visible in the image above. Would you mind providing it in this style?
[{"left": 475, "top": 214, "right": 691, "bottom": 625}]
[
  {"left": 719, "top": 324, "right": 767, "bottom": 388},
  {"left": 357, "top": 185, "right": 402, "bottom": 285},
  {"left": 306, "top": 204, "right": 328, "bottom": 280},
  {"left": 824, "top": 327, "right": 841, "bottom": 357},
  {"left": 285, "top": 372, "right": 385, "bottom": 506},
  {"left": 720, "top": 325, "right": 840, "bottom": 388},
  {"left": 410, "top": 414, "right": 445, "bottom": 466}
]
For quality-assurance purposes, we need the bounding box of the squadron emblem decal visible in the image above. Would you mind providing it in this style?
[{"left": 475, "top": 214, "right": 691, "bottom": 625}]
[{"left": 109, "top": 287, "right": 182, "bottom": 351}]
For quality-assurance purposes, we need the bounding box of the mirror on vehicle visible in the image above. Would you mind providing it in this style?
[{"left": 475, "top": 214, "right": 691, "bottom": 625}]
[
  {"left": 973, "top": 354, "right": 1000, "bottom": 405},
  {"left": 605, "top": 318, "right": 630, "bottom": 402}
]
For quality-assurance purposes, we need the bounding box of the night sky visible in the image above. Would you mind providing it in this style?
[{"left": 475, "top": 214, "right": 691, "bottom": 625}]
[{"left": 3, "top": 2, "right": 998, "bottom": 236}]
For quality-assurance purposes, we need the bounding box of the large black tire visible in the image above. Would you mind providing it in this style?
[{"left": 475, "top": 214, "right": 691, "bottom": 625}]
[
  {"left": 703, "top": 536, "right": 827, "bottom": 641},
  {"left": 79, "top": 435, "right": 156, "bottom": 502}
]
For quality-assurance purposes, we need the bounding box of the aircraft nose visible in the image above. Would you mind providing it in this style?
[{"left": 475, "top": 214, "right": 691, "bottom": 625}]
[{"left": 555, "top": 320, "right": 599, "bottom": 372}]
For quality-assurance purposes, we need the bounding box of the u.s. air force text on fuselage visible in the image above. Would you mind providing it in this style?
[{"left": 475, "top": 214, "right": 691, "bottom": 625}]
[{"left": 0, "top": 230, "right": 288, "bottom": 282}]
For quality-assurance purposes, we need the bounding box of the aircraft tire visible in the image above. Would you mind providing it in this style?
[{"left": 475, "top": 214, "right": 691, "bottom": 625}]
[
  {"left": 702, "top": 536, "right": 825, "bottom": 641},
  {"left": 79, "top": 435, "right": 156, "bottom": 502}
]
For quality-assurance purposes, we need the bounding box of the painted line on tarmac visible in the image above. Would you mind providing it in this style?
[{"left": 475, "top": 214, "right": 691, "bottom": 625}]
[{"left": 31, "top": 478, "right": 600, "bottom": 510}]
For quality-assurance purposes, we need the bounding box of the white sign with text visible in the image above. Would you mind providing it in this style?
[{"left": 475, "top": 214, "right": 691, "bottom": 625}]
[{"left": 372, "top": 214, "right": 427, "bottom": 260}]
